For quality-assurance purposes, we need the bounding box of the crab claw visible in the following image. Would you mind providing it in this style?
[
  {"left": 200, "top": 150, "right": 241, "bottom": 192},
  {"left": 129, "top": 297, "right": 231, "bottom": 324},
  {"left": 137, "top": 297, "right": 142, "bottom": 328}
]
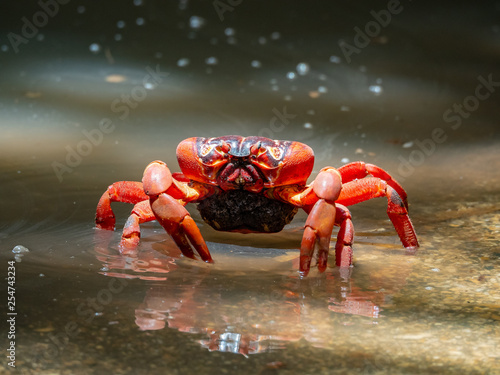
[
  {"left": 300, "top": 198, "right": 337, "bottom": 277},
  {"left": 143, "top": 161, "right": 213, "bottom": 263}
]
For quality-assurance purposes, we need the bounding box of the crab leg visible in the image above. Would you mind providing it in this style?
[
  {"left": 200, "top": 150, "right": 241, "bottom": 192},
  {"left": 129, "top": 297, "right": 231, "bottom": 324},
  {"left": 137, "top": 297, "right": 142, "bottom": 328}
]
[
  {"left": 96, "top": 181, "right": 149, "bottom": 230},
  {"left": 119, "top": 200, "right": 156, "bottom": 252},
  {"left": 143, "top": 161, "right": 214, "bottom": 263},
  {"left": 336, "top": 177, "right": 419, "bottom": 249},
  {"left": 337, "top": 162, "right": 409, "bottom": 209},
  {"left": 334, "top": 204, "right": 355, "bottom": 268}
]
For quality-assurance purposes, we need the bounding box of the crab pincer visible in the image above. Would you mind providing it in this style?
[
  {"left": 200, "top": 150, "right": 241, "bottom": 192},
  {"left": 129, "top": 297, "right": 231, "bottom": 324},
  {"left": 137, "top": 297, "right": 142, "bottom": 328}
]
[
  {"left": 143, "top": 161, "right": 213, "bottom": 263},
  {"left": 299, "top": 168, "right": 342, "bottom": 277}
]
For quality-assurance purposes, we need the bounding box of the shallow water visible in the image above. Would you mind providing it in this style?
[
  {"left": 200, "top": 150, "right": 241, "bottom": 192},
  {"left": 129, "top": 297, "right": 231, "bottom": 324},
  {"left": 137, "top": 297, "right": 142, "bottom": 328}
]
[{"left": 1, "top": 1, "right": 499, "bottom": 374}]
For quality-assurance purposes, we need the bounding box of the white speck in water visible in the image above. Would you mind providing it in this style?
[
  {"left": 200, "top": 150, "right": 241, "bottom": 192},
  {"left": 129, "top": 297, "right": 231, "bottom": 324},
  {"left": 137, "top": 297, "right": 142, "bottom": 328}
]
[
  {"left": 136, "top": 17, "right": 145, "bottom": 26},
  {"left": 13, "top": 245, "right": 30, "bottom": 254},
  {"left": 134, "top": 0, "right": 143, "bottom": 5},
  {"left": 271, "top": 31, "right": 281, "bottom": 40},
  {"left": 114, "top": 34, "right": 122, "bottom": 41},
  {"left": 17, "top": 170, "right": 21, "bottom": 174},
  {"left": 341, "top": 157, "right": 350, "bottom": 163},
  {"left": 224, "top": 27, "right": 235, "bottom": 36},
  {"left": 340, "top": 105, "right": 350, "bottom": 112},
  {"left": 431, "top": 268, "right": 440, "bottom": 272},
  {"left": 304, "top": 122, "right": 313, "bottom": 129},
  {"left": 95, "top": 312, "right": 104, "bottom": 317},
  {"left": 117, "top": 20, "right": 126, "bottom": 29},
  {"left": 296, "top": 62, "right": 310, "bottom": 76},
  {"left": 189, "top": 15, "right": 205, "bottom": 29},
  {"left": 286, "top": 72, "right": 296, "bottom": 80},
  {"left": 329, "top": 55, "right": 341, "bottom": 63},
  {"left": 144, "top": 81, "right": 155, "bottom": 90},
  {"left": 77, "top": 5, "right": 86, "bottom": 13},
  {"left": 251, "top": 60, "right": 261, "bottom": 68},
  {"left": 177, "top": 58, "right": 190, "bottom": 67},
  {"left": 258, "top": 36, "right": 267, "bottom": 45},
  {"left": 402, "top": 141, "right": 414, "bottom": 148},
  {"left": 318, "top": 86, "right": 328, "bottom": 93},
  {"left": 89, "top": 43, "right": 101, "bottom": 53},
  {"left": 39, "top": 273, "right": 45, "bottom": 277},
  {"left": 425, "top": 286, "right": 433, "bottom": 290},
  {"left": 369, "top": 85, "right": 383, "bottom": 96},
  {"left": 205, "top": 56, "right": 218, "bottom": 65}
]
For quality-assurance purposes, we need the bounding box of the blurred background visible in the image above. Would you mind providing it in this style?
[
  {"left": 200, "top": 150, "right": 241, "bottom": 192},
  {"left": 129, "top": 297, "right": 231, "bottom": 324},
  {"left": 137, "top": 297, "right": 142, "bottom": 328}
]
[{"left": 0, "top": 1, "right": 499, "bottom": 374}]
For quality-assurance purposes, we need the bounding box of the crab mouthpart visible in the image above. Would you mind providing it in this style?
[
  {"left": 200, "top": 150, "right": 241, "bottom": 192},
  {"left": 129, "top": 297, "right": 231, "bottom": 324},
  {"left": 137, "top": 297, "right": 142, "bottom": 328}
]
[{"left": 218, "top": 162, "right": 264, "bottom": 192}]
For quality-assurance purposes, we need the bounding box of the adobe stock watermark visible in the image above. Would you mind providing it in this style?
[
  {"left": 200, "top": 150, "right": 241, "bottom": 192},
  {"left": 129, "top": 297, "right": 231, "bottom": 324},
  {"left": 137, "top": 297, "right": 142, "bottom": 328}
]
[
  {"left": 339, "top": 0, "right": 404, "bottom": 63},
  {"left": 213, "top": 0, "right": 243, "bottom": 21},
  {"left": 52, "top": 65, "right": 168, "bottom": 182},
  {"left": 258, "top": 106, "right": 296, "bottom": 139},
  {"left": 397, "top": 74, "right": 499, "bottom": 180},
  {"left": 7, "top": 0, "right": 70, "bottom": 54},
  {"left": 31, "top": 276, "right": 128, "bottom": 366}
]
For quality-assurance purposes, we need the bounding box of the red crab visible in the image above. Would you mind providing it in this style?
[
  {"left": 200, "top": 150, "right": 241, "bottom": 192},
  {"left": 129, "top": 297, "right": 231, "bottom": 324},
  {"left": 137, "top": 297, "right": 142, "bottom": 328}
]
[{"left": 96, "top": 135, "right": 418, "bottom": 276}]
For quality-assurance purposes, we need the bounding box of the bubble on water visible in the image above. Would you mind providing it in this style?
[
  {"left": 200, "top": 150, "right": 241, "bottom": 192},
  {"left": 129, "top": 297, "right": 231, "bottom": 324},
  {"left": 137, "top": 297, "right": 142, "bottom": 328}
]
[
  {"left": 258, "top": 37, "right": 267, "bottom": 45},
  {"left": 77, "top": 5, "right": 86, "bottom": 14},
  {"left": 369, "top": 85, "right": 383, "bottom": 96},
  {"left": 12, "top": 245, "right": 30, "bottom": 254},
  {"left": 286, "top": 72, "right": 296, "bottom": 80},
  {"left": 39, "top": 273, "right": 45, "bottom": 277},
  {"left": 251, "top": 60, "right": 261, "bottom": 68},
  {"left": 341, "top": 157, "right": 350, "bottom": 163},
  {"left": 205, "top": 56, "right": 218, "bottom": 65},
  {"left": 136, "top": 17, "right": 145, "bottom": 26},
  {"left": 431, "top": 268, "right": 440, "bottom": 272},
  {"left": 1, "top": 45, "right": 9, "bottom": 52},
  {"left": 224, "top": 27, "right": 235, "bottom": 36},
  {"left": 425, "top": 286, "right": 433, "bottom": 290},
  {"left": 89, "top": 43, "right": 101, "bottom": 53},
  {"left": 177, "top": 58, "right": 190, "bottom": 67},
  {"left": 303, "top": 122, "right": 313, "bottom": 129},
  {"left": 114, "top": 33, "right": 122, "bottom": 41},
  {"left": 117, "top": 20, "right": 126, "bottom": 29},
  {"left": 271, "top": 32, "right": 281, "bottom": 40},
  {"left": 329, "top": 55, "right": 341, "bottom": 63},
  {"left": 296, "top": 62, "right": 310, "bottom": 76},
  {"left": 189, "top": 15, "right": 205, "bottom": 29},
  {"left": 402, "top": 141, "right": 414, "bottom": 148},
  {"left": 144, "top": 81, "right": 155, "bottom": 90},
  {"left": 318, "top": 86, "right": 328, "bottom": 93}
]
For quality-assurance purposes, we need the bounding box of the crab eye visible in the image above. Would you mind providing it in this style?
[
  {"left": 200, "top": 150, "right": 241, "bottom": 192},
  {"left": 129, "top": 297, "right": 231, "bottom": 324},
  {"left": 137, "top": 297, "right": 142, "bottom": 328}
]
[
  {"left": 216, "top": 141, "right": 231, "bottom": 154},
  {"left": 250, "top": 142, "right": 262, "bottom": 156}
]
